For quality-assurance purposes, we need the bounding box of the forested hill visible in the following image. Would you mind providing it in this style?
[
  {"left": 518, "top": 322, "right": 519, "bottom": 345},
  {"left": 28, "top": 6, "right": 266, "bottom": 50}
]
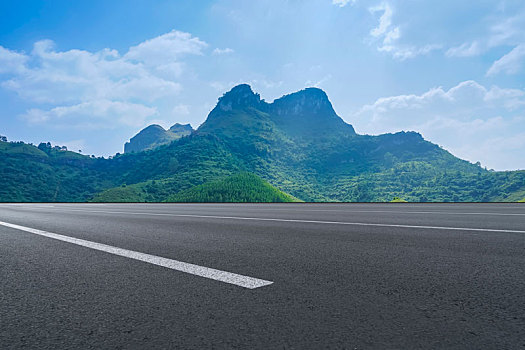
[
  {"left": 166, "top": 173, "right": 299, "bottom": 203},
  {"left": 1, "top": 84, "right": 525, "bottom": 202}
]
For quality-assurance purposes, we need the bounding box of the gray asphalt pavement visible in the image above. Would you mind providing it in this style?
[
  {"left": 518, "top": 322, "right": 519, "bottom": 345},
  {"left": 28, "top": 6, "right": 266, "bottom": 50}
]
[{"left": 1, "top": 203, "right": 524, "bottom": 349}]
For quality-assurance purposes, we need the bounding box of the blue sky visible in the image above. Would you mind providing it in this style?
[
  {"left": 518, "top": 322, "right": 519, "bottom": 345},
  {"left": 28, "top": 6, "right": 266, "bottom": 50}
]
[{"left": 0, "top": 0, "right": 524, "bottom": 170}]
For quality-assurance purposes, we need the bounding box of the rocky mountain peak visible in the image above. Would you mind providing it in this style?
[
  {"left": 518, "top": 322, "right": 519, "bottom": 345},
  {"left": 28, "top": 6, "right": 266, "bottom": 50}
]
[
  {"left": 169, "top": 123, "right": 193, "bottom": 133},
  {"left": 217, "top": 84, "right": 262, "bottom": 111},
  {"left": 270, "top": 87, "right": 335, "bottom": 117},
  {"left": 124, "top": 123, "right": 193, "bottom": 153}
]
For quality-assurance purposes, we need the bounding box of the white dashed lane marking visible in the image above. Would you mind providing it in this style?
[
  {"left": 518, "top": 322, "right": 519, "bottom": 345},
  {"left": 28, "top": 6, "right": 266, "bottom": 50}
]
[{"left": 0, "top": 220, "right": 273, "bottom": 289}]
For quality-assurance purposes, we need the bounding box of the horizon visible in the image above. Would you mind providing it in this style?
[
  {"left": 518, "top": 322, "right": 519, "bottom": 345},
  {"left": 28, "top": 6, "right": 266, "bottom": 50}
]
[
  {"left": 2, "top": 3, "right": 525, "bottom": 348},
  {"left": 1, "top": 0, "right": 524, "bottom": 170}
]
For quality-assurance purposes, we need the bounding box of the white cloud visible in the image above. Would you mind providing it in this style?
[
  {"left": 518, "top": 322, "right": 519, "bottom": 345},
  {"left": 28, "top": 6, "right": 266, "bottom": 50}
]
[
  {"left": 21, "top": 100, "right": 158, "bottom": 129},
  {"left": 444, "top": 16, "right": 522, "bottom": 60},
  {"left": 125, "top": 30, "right": 207, "bottom": 64},
  {"left": 487, "top": 44, "right": 525, "bottom": 76},
  {"left": 488, "top": 14, "right": 525, "bottom": 48},
  {"left": 446, "top": 13, "right": 525, "bottom": 75},
  {"left": 332, "top": 0, "right": 356, "bottom": 8},
  {"left": 0, "top": 46, "right": 28, "bottom": 74},
  {"left": 0, "top": 30, "right": 206, "bottom": 129},
  {"left": 369, "top": 3, "right": 395, "bottom": 38},
  {"left": 212, "top": 47, "right": 234, "bottom": 55},
  {"left": 2, "top": 37, "right": 186, "bottom": 104},
  {"left": 484, "top": 13, "right": 525, "bottom": 76},
  {"left": 380, "top": 44, "right": 441, "bottom": 60},
  {"left": 368, "top": 3, "right": 439, "bottom": 60},
  {"left": 383, "top": 26, "right": 400, "bottom": 45},
  {"left": 446, "top": 41, "right": 482, "bottom": 57},
  {"left": 352, "top": 80, "right": 525, "bottom": 170}
]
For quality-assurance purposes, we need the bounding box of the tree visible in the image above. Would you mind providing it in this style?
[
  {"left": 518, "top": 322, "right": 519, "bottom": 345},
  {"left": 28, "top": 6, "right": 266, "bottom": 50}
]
[{"left": 38, "top": 142, "right": 51, "bottom": 151}]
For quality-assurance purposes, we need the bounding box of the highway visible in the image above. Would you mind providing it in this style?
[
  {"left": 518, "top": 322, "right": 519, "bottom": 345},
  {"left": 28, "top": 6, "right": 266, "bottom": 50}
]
[{"left": 1, "top": 203, "right": 524, "bottom": 349}]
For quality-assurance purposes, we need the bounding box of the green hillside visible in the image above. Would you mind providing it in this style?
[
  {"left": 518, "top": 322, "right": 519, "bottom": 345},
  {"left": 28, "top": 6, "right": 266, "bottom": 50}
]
[
  {"left": 2, "top": 84, "right": 525, "bottom": 203},
  {"left": 0, "top": 141, "right": 113, "bottom": 202},
  {"left": 166, "top": 173, "right": 299, "bottom": 203}
]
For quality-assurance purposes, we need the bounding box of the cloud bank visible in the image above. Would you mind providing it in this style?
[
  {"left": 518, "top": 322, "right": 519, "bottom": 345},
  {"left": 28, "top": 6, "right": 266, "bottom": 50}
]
[
  {"left": 0, "top": 30, "right": 207, "bottom": 129},
  {"left": 353, "top": 80, "right": 525, "bottom": 170}
]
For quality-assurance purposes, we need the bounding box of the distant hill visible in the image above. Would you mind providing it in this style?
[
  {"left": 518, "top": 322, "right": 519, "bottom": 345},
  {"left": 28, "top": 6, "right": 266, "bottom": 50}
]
[
  {"left": 124, "top": 123, "right": 193, "bottom": 153},
  {"left": 2, "top": 84, "right": 525, "bottom": 202},
  {"left": 0, "top": 141, "right": 101, "bottom": 202},
  {"left": 166, "top": 173, "right": 299, "bottom": 202}
]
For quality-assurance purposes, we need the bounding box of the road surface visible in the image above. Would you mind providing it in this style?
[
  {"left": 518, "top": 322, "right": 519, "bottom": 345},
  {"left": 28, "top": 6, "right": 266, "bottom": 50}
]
[{"left": 1, "top": 203, "right": 524, "bottom": 349}]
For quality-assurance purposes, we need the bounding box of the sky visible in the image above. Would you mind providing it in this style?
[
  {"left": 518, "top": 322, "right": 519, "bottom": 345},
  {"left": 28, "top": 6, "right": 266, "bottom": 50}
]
[{"left": 0, "top": 0, "right": 524, "bottom": 170}]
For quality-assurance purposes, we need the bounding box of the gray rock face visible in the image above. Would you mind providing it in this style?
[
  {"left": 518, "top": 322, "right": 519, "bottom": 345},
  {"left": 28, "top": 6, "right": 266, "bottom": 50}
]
[
  {"left": 202, "top": 84, "right": 355, "bottom": 140},
  {"left": 217, "top": 84, "right": 262, "bottom": 111},
  {"left": 268, "top": 87, "right": 356, "bottom": 138}
]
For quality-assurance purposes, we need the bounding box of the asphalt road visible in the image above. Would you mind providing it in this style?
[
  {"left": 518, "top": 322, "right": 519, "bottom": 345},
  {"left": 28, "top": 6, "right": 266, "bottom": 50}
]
[{"left": 1, "top": 203, "right": 524, "bottom": 349}]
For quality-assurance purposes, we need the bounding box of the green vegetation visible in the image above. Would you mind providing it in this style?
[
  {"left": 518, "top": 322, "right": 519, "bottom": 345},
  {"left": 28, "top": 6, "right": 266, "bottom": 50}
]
[
  {"left": 0, "top": 141, "right": 111, "bottom": 202},
  {"left": 2, "top": 84, "right": 525, "bottom": 203},
  {"left": 92, "top": 185, "right": 147, "bottom": 202},
  {"left": 124, "top": 123, "right": 193, "bottom": 153},
  {"left": 519, "top": 198, "right": 525, "bottom": 203},
  {"left": 390, "top": 197, "right": 408, "bottom": 203},
  {"left": 166, "top": 173, "right": 299, "bottom": 202}
]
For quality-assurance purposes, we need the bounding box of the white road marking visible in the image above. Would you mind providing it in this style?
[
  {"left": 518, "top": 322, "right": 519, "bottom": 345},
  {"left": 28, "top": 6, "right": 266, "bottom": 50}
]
[
  {"left": 0, "top": 204, "right": 55, "bottom": 207},
  {"left": 12, "top": 207, "right": 525, "bottom": 234},
  {"left": 274, "top": 209, "right": 525, "bottom": 216},
  {"left": 176, "top": 207, "right": 525, "bottom": 217},
  {"left": 3, "top": 203, "right": 523, "bottom": 216},
  {"left": 0, "top": 220, "right": 273, "bottom": 289},
  {"left": 1, "top": 205, "right": 56, "bottom": 210}
]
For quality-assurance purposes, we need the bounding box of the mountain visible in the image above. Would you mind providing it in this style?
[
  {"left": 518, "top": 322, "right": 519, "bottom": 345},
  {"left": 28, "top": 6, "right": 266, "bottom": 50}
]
[
  {"left": 199, "top": 84, "right": 354, "bottom": 144},
  {"left": 1, "top": 84, "right": 525, "bottom": 202},
  {"left": 124, "top": 123, "right": 193, "bottom": 153},
  {"left": 196, "top": 84, "right": 490, "bottom": 201}
]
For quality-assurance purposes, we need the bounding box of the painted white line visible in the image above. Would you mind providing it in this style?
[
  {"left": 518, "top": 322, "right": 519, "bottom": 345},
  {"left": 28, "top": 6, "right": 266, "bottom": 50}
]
[
  {"left": 0, "top": 220, "right": 273, "bottom": 289},
  {"left": 168, "top": 208, "right": 525, "bottom": 217},
  {"left": 189, "top": 207, "right": 525, "bottom": 217},
  {"left": 4, "top": 204, "right": 523, "bottom": 216},
  {"left": 282, "top": 209, "right": 525, "bottom": 216},
  {"left": 0, "top": 204, "right": 55, "bottom": 208},
  {"left": 17, "top": 207, "right": 525, "bottom": 234}
]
